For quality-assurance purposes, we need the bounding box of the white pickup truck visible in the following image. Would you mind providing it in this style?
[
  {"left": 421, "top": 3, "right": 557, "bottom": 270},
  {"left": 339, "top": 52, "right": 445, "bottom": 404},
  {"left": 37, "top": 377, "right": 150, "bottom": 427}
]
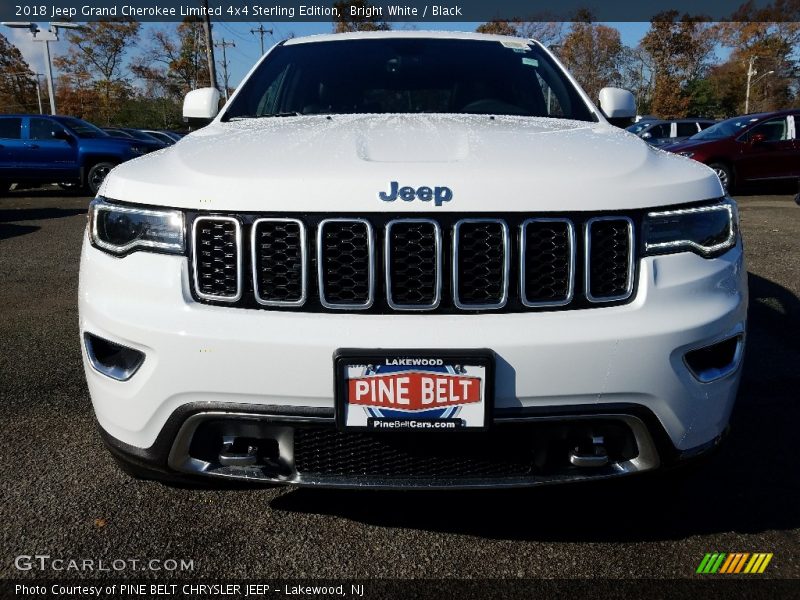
[{"left": 80, "top": 31, "right": 747, "bottom": 488}]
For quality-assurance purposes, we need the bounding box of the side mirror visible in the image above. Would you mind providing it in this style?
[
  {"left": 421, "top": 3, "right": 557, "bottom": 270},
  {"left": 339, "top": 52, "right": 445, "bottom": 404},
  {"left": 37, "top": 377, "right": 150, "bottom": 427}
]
[
  {"left": 750, "top": 132, "right": 766, "bottom": 145},
  {"left": 641, "top": 132, "right": 652, "bottom": 139},
  {"left": 183, "top": 87, "right": 221, "bottom": 128},
  {"left": 52, "top": 129, "right": 72, "bottom": 141},
  {"left": 598, "top": 87, "right": 636, "bottom": 128}
]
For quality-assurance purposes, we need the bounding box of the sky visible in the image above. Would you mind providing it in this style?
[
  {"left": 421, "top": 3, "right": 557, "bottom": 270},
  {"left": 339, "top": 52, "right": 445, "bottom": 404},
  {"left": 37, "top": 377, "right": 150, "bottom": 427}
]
[{"left": 6, "top": 20, "right": 654, "bottom": 89}]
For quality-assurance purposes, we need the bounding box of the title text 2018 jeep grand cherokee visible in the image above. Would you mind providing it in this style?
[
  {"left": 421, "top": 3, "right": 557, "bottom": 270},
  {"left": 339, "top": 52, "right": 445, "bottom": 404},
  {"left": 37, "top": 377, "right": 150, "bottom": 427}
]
[{"left": 79, "top": 32, "right": 747, "bottom": 488}]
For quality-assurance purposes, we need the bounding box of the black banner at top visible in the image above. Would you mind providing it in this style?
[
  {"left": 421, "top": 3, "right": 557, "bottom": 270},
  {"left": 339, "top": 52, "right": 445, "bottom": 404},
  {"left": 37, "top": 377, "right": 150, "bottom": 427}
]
[{"left": 1, "top": 0, "right": 799, "bottom": 22}]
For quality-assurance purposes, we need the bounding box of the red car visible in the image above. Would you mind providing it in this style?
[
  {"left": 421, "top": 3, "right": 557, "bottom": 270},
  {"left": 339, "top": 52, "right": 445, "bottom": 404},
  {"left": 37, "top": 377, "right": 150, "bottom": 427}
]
[{"left": 667, "top": 109, "right": 799, "bottom": 192}]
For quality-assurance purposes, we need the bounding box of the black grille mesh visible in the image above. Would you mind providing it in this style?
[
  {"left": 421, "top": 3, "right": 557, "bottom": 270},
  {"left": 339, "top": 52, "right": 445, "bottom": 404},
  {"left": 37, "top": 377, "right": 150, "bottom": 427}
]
[
  {"left": 455, "top": 221, "right": 506, "bottom": 306},
  {"left": 522, "top": 220, "right": 572, "bottom": 304},
  {"left": 387, "top": 221, "right": 438, "bottom": 307},
  {"left": 254, "top": 220, "right": 304, "bottom": 304},
  {"left": 293, "top": 427, "right": 536, "bottom": 478},
  {"left": 588, "top": 219, "right": 632, "bottom": 300},
  {"left": 319, "top": 221, "right": 371, "bottom": 306},
  {"left": 195, "top": 218, "right": 239, "bottom": 298}
]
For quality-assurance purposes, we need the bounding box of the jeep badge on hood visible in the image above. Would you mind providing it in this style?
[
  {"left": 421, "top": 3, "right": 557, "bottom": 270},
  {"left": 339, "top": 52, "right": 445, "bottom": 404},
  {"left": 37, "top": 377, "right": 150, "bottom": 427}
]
[{"left": 379, "top": 181, "right": 453, "bottom": 206}]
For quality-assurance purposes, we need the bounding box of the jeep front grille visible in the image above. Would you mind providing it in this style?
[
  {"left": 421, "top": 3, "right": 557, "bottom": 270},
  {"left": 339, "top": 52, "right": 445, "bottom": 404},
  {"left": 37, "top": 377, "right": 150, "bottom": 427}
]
[{"left": 190, "top": 213, "right": 638, "bottom": 313}]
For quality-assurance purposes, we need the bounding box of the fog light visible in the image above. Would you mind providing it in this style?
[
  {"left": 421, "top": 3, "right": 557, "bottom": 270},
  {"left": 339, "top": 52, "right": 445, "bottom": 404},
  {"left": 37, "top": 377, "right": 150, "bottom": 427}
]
[
  {"left": 84, "top": 333, "right": 145, "bottom": 381},
  {"left": 684, "top": 335, "right": 743, "bottom": 383}
]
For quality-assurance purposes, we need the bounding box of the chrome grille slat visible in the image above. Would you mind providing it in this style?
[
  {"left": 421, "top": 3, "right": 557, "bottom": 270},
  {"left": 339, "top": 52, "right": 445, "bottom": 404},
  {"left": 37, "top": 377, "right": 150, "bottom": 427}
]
[
  {"left": 452, "top": 219, "right": 510, "bottom": 310},
  {"left": 252, "top": 218, "right": 306, "bottom": 307},
  {"left": 317, "top": 218, "right": 375, "bottom": 310},
  {"left": 385, "top": 219, "right": 442, "bottom": 311},
  {"left": 520, "top": 218, "right": 575, "bottom": 307},
  {"left": 585, "top": 217, "right": 635, "bottom": 303},
  {"left": 192, "top": 216, "right": 242, "bottom": 302}
]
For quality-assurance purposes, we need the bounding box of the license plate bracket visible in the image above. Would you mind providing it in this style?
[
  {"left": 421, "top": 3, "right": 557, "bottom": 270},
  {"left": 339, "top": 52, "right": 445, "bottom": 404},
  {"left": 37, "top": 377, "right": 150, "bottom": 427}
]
[{"left": 334, "top": 349, "right": 494, "bottom": 432}]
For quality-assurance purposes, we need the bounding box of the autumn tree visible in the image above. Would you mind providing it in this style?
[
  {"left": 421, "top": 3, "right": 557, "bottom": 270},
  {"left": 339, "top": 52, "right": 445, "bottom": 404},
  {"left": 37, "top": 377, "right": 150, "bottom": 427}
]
[
  {"left": 712, "top": 4, "right": 800, "bottom": 112},
  {"left": 0, "top": 33, "right": 38, "bottom": 113},
  {"left": 559, "top": 15, "right": 625, "bottom": 102},
  {"left": 640, "top": 12, "right": 715, "bottom": 118},
  {"left": 476, "top": 20, "right": 518, "bottom": 36},
  {"left": 475, "top": 20, "right": 563, "bottom": 47},
  {"left": 333, "top": 0, "right": 390, "bottom": 33},
  {"left": 132, "top": 20, "right": 211, "bottom": 104},
  {"left": 54, "top": 20, "right": 140, "bottom": 124}
]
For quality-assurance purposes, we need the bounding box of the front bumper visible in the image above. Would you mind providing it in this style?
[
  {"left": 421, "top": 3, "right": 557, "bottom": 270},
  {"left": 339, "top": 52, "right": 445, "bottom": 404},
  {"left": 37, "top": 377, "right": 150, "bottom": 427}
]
[{"left": 80, "top": 237, "right": 747, "bottom": 486}]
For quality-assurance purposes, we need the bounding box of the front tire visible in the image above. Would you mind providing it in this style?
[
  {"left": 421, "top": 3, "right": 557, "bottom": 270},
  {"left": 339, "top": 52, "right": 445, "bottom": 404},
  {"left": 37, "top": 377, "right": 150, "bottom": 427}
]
[
  {"left": 708, "top": 162, "right": 733, "bottom": 193},
  {"left": 86, "top": 162, "right": 116, "bottom": 195}
]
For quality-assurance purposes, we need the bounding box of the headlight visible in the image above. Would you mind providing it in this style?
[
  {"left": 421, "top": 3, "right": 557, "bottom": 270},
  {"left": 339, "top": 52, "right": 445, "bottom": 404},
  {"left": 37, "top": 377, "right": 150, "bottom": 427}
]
[
  {"left": 89, "top": 197, "right": 185, "bottom": 256},
  {"left": 678, "top": 151, "right": 694, "bottom": 158},
  {"left": 643, "top": 199, "right": 738, "bottom": 258}
]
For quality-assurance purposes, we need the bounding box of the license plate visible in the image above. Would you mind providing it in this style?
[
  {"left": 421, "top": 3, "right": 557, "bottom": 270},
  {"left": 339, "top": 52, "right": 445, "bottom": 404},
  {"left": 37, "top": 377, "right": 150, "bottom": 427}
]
[{"left": 335, "top": 350, "right": 493, "bottom": 431}]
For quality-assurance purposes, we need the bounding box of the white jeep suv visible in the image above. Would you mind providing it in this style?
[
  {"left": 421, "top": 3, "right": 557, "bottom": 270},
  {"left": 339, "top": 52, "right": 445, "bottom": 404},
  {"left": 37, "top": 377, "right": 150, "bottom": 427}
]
[{"left": 80, "top": 31, "right": 747, "bottom": 488}]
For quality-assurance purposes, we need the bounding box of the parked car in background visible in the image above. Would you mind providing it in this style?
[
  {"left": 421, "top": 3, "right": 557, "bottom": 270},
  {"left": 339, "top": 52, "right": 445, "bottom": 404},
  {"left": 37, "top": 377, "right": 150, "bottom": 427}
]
[
  {"left": 0, "top": 115, "right": 161, "bottom": 195},
  {"left": 161, "top": 131, "right": 186, "bottom": 142},
  {"left": 667, "top": 110, "right": 799, "bottom": 191},
  {"left": 140, "top": 129, "right": 178, "bottom": 145},
  {"left": 627, "top": 118, "right": 716, "bottom": 147},
  {"left": 103, "top": 128, "right": 167, "bottom": 149}
]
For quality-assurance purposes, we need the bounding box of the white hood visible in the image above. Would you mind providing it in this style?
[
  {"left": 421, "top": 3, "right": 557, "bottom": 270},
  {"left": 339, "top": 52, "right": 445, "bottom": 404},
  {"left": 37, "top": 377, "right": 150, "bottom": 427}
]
[{"left": 101, "top": 114, "right": 723, "bottom": 212}]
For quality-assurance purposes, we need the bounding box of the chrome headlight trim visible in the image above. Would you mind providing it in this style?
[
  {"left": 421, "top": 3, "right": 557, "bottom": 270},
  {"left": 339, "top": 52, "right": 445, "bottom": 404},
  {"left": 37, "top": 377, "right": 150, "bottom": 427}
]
[
  {"left": 90, "top": 197, "right": 185, "bottom": 257},
  {"left": 644, "top": 198, "right": 737, "bottom": 258}
]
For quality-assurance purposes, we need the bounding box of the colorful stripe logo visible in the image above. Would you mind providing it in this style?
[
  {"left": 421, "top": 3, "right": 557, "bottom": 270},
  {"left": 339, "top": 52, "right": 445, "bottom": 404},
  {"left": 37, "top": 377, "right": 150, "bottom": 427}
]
[{"left": 696, "top": 553, "right": 773, "bottom": 574}]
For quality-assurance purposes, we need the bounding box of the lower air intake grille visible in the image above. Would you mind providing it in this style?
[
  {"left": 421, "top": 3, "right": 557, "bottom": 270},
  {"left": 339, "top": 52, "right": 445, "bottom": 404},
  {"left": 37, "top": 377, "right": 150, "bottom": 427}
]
[
  {"left": 586, "top": 217, "right": 634, "bottom": 302},
  {"left": 193, "top": 217, "right": 240, "bottom": 301},
  {"left": 293, "top": 427, "right": 537, "bottom": 478}
]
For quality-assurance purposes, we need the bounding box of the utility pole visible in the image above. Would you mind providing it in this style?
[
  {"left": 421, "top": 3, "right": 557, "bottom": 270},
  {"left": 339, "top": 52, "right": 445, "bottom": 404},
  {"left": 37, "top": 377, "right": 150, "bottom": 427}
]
[
  {"left": 250, "top": 23, "right": 273, "bottom": 55},
  {"left": 745, "top": 56, "right": 757, "bottom": 114},
  {"left": 745, "top": 56, "right": 775, "bottom": 114},
  {"left": 34, "top": 73, "right": 43, "bottom": 114},
  {"left": 200, "top": 0, "right": 218, "bottom": 91},
  {"left": 215, "top": 39, "right": 235, "bottom": 101}
]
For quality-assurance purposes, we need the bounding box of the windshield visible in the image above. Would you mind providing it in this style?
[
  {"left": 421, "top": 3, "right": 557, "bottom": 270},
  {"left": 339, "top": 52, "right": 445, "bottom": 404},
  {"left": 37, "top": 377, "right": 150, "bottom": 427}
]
[
  {"left": 57, "top": 117, "right": 109, "bottom": 139},
  {"left": 690, "top": 116, "right": 760, "bottom": 140},
  {"left": 223, "top": 38, "right": 595, "bottom": 121},
  {"left": 626, "top": 122, "right": 656, "bottom": 134}
]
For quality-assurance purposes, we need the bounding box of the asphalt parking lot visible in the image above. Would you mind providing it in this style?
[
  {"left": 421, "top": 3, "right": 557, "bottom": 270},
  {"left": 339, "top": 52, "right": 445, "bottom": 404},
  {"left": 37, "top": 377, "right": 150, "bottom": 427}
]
[{"left": 0, "top": 190, "right": 798, "bottom": 583}]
